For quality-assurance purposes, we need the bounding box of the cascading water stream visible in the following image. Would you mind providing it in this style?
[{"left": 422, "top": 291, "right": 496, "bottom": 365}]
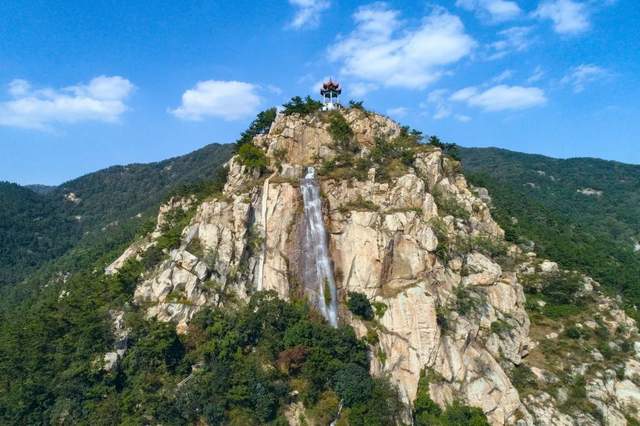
[{"left": 300, "top": 167, "right": 338, "bottom": 327}]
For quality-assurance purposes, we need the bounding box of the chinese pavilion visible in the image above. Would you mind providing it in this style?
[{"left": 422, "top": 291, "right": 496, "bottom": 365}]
[{"left": 320, "top": 79, "right": 342, "bottom": 111}]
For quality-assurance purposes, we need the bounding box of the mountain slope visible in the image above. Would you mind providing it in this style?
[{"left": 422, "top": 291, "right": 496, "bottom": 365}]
[
  {"left": 0, "top": 143, "right": 234, "bottom": 287},
  {"left": 0, "top": 182, "right": 78, "bottom": 285},
  {"left": 1, "top": 107, "right": 639, "bottom": 425},
  {"left": 459, "top": 147, "right": 640, "bottom": 313}
]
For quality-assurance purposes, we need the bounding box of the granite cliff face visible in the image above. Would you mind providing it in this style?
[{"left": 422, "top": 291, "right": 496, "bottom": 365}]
[{"left": 108, "top": 108, "right": 640, "bottom": 425}]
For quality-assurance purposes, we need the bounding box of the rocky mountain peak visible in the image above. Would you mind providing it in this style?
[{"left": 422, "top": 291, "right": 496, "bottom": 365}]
[{"left": 106, "top": 107, "right": 640, "bottom": 425}]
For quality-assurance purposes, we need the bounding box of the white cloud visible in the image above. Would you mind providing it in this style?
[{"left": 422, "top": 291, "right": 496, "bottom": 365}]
[
  {"left": 425, "top": 89, "right": 453, "bottom": 119},
  {"left": 491, "top": 69, "right": 514, "bottom": 83},
  {"left": 488, "top": 26, "right": 534, "bottom": 59},
  {"left": 561, "top": 64, "right": 608, "bottom": 92},
  {"left": 171, "top": 80, "right": 261, "bottom": 121},
  {"left": 0, "top": 75, "right": 134, "bottom": 130},
  {"left": 349, "top": 82, "right": 378, "bottom": 98},
  {"left": 329, "top": 4, "right": 475, "bottom": 89},
  {"left": 289, "top": 0, "right": 331, "bottom": 29},
  {"left": 456, "top": 0, "right": 522, "bottom": 22},
  {"left": 450, "top": 87, "right": 479, "bottom": 102},
  {"left": 534, "top": 0, "right": 590, "bottom": 34},
  {"left": 455, "top": 114, "right": 472, "bottom": 122},
  {"left": 387, "top": 107, "right": 408, "bottom": 117},
  {"left": 451, "top": 84, "right": 547, "bottom": 111},
  {"left": 8, "top": 79, "right": 30, "bottom": 97},
  {"left": 527, "top": 66, "right": 545, "bottom": 83}
]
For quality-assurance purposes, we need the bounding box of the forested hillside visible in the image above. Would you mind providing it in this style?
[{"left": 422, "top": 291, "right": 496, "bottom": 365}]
[
  {"left": 0, "top": 182, "right": 78, "bottom": 285},
  {"left": 0, "top": 143, "right": 234, "bottom": 288},
  {"left": 459, "top": 147, "right": 640, "bottom": 314}
]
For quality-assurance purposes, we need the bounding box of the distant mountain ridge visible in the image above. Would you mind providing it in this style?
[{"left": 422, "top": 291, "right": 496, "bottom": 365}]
[
  {"left": 0, "top": 143, "right": 234, "bottom": 287},
  {"left": 459, "top": 146, "right": 640, "bottom": 310}
]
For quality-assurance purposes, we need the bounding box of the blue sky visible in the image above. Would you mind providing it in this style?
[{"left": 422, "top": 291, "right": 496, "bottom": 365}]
[{"left": 1, "top": 0, "right": 638, "bottom": 185}]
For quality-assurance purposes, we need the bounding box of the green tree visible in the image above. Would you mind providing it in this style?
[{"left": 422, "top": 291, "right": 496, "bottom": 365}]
[{"left": 346, "top": 292, "right": 374, "bottom": 321}]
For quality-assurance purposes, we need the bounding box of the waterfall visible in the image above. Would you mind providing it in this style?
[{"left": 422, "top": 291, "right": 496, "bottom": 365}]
[
  {"left": 300, "top": 167, "right": 338, "bottom": 327},
  {"left": 255, "top": 175, "right": 272, "bottom": 292}
]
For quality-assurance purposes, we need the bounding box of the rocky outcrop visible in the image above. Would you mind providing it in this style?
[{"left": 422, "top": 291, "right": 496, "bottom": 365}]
[{"left": 108, "top": 108, "right": 640, "bottom": 425}]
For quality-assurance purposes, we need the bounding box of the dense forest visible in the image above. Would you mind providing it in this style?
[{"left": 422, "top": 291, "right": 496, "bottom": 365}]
[
  {"left": 459, "top": 147, "right": 640, "bottom": 316},
  {"left": 0, "top": 143, "right": 234, "bottom": 288}
]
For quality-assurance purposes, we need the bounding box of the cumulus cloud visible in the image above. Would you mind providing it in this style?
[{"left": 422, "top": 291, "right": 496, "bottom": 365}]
[
  {"left": 0, "top": 75, "right": 134, "bottom": 130},
  {"left": 450, "top": 84, "right": 547, "bottom": 111},
  {"left": 289, "top": 0, "right": 331, "bottom": 29},
  {"left": 170, "top": 80, "right": 262, "bottom": 121},
  {"left": 561, "top": 64, "right": 608, "bottom": 92},
  {"left": 456, "top": 0, "right": 522, "bottom": 22},
  {"left": 534, "top": 0, "right": 590, "bottom": 34},
  {"left": 488, "top": 26, "right": 535, "bottom": 59},
  {"left": 329, "top": 4, "right": 475, "bottom": 89}
]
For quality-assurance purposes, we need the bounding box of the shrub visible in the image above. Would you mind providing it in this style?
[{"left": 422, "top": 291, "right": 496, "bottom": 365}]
[
  {"left": 541, "top": 272, "right": 584, "bottom": 306},
  {"left": 491, "top": 319, "right": 513, "bottom": 335},
  {"left": 372, "top": 301, "right": 388, "bottom": 318},
  {"left": 323, "top": 279, "right": 332, "bottom": 306},
  {"left": 442, "top": 403, "right": 490, "bottom": 426},
  {"left": 333, "top": 363, "right": 373, "bottom": 407},
  {"left": 565, "top": 326, "right": 582, "bottom": 339},
  {"left": 339, "top": 197, "right": 378, "bottom": 213},
  {"left": 319, "top": 159, "right": 337, "bottom": 176},
  {"left": 185, "top": 237, "right": 204, "bottom": 258},
  {"left": 309, "top": 391, "right": 340, "bottom": 425},
  {"left": 235, "top": 108, "right": 277, "bottom": 149},
  {"left": 328, "top": 111, "right": 355, "bottom": 152},
  {"left": 347, "top": 292, "right": 374, "bottom": 320},
  {"left": 142, "top": 245, "right": 165, "bottom": 269},
  {"left": 348, "top": 100, "right": 365, "bottom": 111},
  {"left": 413, "top": 374, "right": 489, "bottom": 426},
  {"left": 433, "top": 188, "right": 470, "bottom": 220},
  {"left": 156, "top": 207, "right": 194, "bottom": 251},
  {"left": 456, "top": 286, "right": 479, "bottom": 316},
  {"left": 237, "top": 143, "right": 267, "bottom": 172},
  {"left": 428, "top": 135, "right": 445, "bottom": 149},
  {"left": 282, "top": 96, "right": 323, "bottom": 115},
  {"left": 509, "top": 365, "right": 538, "bottom": 396},
  {"left": 436, "top": 305, "right": 450, "bottom": 332},
  {"left": 414, "top": 375, "right": 442, "bottom": 425}
]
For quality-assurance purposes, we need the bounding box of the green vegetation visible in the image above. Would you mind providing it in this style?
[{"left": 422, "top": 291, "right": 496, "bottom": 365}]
[
  {"left": 370, "top": 127, "right": 421, "bottom": 181},
  {"left": 347, "top": 292, "right": 374, "bottom": 321},
  {"left": 0, "top": 182, "right": 79, "bottom": 286},
  {"left": 491, "top": 318, "right": 514, "bottom": 335},
  {"left": 156, "top": 207, "right": 196, "bottom": 252},
  {"left": 235, "top": 107, "right": 277, "bottom": 149},
  {"left": 460, "top": 147, "right": 640, "bottom": 318},
  {"left": 432, "top": 188, "right": 470, "bottom": 220},
  {"left": 348, "top": 100, "right": 365, "bottom": 111},
  {"left": 0, "top": 143, "right": 234, "bottom": 290},
  {"left": 428, "top": 136, "right": 461, "bottom": 161},
  {"left": 521, "top": 271, "right": 589, "bottom": 319},
  {"left": 413, "top": 374, "right": 489, "bottom": 426},
  {"left": 282, "top": 96, "right": 324, "bottom": 116},
  {"left": 237, "top": 143, "right": 268, "bottom": 173},
  {"left": 319, "top": 120, "right": 425, "bottom": 183},
  {"left": 509, "top": 364, "right": 539, "bottom": 397},
  {"left": 328, "top": 111, "right": 355, "bottom": 151},
  {"left": 339, "top": 196, "right": 378, "bottom": 213},
  {"left": 0, "top": 276, "right": 403, "bottom": 425}
]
